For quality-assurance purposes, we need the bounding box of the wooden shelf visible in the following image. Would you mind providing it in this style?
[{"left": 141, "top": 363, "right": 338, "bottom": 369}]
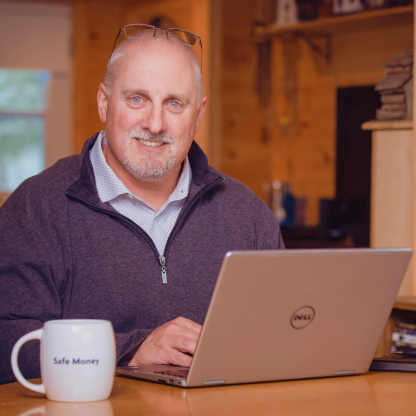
[
  {"left": 362, "top": 120, "right": 413, "bottom": 130},
  {"left": 255, "top": 5, "right": 414, "bottom": 36},
  {"left": 395, "top": 296, "right": 416, "bottom": 312}
]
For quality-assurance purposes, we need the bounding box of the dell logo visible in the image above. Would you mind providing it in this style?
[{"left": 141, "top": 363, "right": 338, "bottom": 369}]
[
  {"left": 291, "top": 306, "right": 315, "bottom": 329},
  {"left": 293, "top": 314, "right": 312, "bottom": 321}
]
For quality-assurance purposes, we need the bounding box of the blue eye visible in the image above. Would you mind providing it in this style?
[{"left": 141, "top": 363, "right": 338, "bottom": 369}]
[
  {"left": 170, "top": 101, "right": 179, "bottom": 107},
  {"left": 132, "top": 97, "right": 142, "bottom": 103}
]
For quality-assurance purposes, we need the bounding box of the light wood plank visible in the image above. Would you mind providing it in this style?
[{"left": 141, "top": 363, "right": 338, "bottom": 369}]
[
  {"left": 362, "top": 120, "right": 413, "bottom": 130},
  {"left": 370, "top": 128, "right": 413, "bottom": 295},
  {"left": 394, "top": 296, "right": 416, "bottom": 312},
  {"left": 255, "top": 5, "right": 414, "bottom": 36},
  {"left": 2, "top": 373, "right": 416, "bottom": 415}
]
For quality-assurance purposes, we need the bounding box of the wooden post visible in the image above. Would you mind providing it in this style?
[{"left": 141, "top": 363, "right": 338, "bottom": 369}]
[{"left": 362, "top": 120, "right": 414, "bottom": 296}]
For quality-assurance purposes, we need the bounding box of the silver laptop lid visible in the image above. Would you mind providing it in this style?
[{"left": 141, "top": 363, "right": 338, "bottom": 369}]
[{"left": 186, "top": 248, "right": 412, "bottom": 387}]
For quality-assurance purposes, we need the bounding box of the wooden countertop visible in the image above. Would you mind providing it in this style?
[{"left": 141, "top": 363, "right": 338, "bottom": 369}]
[{"left": 2, "top": 372, "right": 416, "bottom": 415}]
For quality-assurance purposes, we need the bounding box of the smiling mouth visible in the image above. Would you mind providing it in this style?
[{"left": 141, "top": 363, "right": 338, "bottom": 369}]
[{"left": 137, "top": 138, "right": 165, "bottom": 147}]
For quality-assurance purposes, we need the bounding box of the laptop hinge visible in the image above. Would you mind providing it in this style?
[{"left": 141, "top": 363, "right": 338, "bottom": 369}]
[
  {"left": 204, "top": 380, "right": 225, "bottom": 385},
  {"left": 335, "top": 370, "right": 355, "bottom": 375}
]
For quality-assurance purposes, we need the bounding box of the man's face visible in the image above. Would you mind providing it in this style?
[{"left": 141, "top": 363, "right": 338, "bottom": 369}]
[{"left": 97, "top": 39, "right": 206, "bottom": 184}]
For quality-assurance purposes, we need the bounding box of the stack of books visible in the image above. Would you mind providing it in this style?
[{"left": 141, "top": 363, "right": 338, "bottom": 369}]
[
  {"left": 391, "top": 322, "right": 416, "bottom": 351},
  {"left": 370, "top": 321, "right": 416, "bottom": 373}
]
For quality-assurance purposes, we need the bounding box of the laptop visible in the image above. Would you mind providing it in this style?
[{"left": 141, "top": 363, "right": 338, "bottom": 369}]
[{"left": 116, "top": 248, "right": 412, "bottom": 387}]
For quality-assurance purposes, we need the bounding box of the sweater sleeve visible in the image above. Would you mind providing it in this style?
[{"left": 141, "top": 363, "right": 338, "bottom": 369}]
[
  {"left": 252, "top": 197, "right": 285, "bottom": 250},
  {"left": 0, "top": 198, "right": 63, "bottom": 384},
  {"left": 0, "top": 194, "right": 151, "bottom": 384},
  {"left": 114, "top": 330, "right": 153, "bottom": 366}
]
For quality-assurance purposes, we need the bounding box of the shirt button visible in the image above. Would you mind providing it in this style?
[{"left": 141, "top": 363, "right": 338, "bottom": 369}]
[{"left": 155, "top": 216, "right": 160, "bottom": 221}]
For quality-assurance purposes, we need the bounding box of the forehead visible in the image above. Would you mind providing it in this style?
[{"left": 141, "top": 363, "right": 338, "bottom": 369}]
[{"left": 114, "top": 39, "right": 197, "bottom": 97}]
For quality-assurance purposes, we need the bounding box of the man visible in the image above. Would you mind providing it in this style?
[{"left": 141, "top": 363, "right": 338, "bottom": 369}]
[{"left": 0, "top": 26, "right": 284, "bottom": 384}]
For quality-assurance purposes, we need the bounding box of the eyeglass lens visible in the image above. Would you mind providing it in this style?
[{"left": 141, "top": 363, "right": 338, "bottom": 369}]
[
  {"left": 109, "top": 24, "right": 202, "bottom": 71},
  {"left": 123, "top": 25, "right": 198, "bottom": 46}
]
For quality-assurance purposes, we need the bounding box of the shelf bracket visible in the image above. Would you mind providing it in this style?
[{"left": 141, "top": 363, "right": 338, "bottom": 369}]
[{"left": 295, "top": 32, "right": 332, "bottom": 65}]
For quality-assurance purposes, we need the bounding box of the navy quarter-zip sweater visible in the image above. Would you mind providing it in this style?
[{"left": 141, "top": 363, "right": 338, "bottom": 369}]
[{"left": 0, "top": 134, "right": 284, "bottom": 384}]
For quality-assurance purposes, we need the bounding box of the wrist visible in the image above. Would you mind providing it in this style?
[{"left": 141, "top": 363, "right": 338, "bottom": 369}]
[{"left": 128, "top": 345, "right": 144, "bottom": 367}]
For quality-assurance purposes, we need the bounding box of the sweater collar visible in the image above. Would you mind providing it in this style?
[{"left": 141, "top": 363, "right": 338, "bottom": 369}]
[{"left": 66, "top": 133, "right": 223, "bottom": 205}]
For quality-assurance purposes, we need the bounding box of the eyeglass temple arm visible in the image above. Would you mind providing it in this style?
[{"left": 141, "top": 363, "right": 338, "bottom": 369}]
[
  {"left": 109, "top": 29, "right": 122, "bottom": 62},
  {"left": 200, "top": 38, "right": 203, "bottom": 73},
  {"left": 108, "top": 28, "right": 203, "bottom": 73}
]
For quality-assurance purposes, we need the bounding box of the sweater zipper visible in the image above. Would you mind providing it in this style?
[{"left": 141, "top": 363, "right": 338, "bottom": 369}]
[
  {"left": 160, "top": 255, "right": 167, "bottom": 284},
  {"left": 66, "top": 176, "right": 224, "bottom": 284},
  {"left": 159, "top": 177, "right": 225, "bottom": 283}
]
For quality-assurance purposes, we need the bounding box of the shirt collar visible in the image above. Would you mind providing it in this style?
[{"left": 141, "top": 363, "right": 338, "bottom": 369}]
[{"left": 90, "top": 131, "right": 191, "bottom": 208}]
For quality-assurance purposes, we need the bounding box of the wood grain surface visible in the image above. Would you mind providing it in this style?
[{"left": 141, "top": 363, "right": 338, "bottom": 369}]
[
  {"left": 265, "top": 6, "right": 413, "bottom": 224},
  {"left": 2, "top": 372, "right": 416, "bottom": 416}
]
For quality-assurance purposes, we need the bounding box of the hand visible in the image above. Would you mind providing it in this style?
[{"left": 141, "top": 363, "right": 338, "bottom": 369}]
[{"left": 128, "top": 317, "right": 202, "bottom": 368}]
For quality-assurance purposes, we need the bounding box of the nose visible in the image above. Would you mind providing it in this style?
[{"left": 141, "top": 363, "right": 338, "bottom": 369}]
[{"left": 142, "top": 103, "right": 166, "bottom": 135}]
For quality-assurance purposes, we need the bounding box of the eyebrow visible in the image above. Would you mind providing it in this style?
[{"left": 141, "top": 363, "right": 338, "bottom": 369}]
[{"left": 122, "top": 89, "right": 150, "bottom": 100}]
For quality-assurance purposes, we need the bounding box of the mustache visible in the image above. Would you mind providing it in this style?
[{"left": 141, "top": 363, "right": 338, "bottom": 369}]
[{"left": 127, "top": 130, "right": 175, "bottom": 144}]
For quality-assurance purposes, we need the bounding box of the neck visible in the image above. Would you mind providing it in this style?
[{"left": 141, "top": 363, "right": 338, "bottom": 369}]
[{"left": 103, "top": 147, "right": 183, "bottom": 212}]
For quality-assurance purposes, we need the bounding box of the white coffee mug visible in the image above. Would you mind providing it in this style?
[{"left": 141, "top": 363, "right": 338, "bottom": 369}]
[{"left": 11, "top": 319, "right": 116, "bottom": 402}]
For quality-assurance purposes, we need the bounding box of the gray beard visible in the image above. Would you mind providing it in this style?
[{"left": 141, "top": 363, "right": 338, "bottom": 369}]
[{"left": 123, "top": 130, "right": 176, "bottom": 182}]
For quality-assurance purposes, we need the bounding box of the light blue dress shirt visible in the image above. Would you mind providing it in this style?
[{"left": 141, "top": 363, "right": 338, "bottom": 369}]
[{"left": 89, "top": 131, "right": 191, "bottom": 256}]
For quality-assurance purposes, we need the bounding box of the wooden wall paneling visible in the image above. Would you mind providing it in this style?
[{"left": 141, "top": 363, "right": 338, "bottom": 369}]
[
  {"left": 72, "top": 0, "right": 124, "bottom": 153},
  {"left": 193, "top": 0, "right": 212, "bottom": 158},
  {"left": 122, "top": 0, "right": 211, "bottom": 156},
  {"left": 222, "top": 106, "right": 266, "bottom": 194},
  {"left": 271, "top": 37, "right": 336, "bottom": 224},
  {"left": 271, "top": 16, "right": 413, "bottom": 225},
  {"left": 208, "top": 0, "right": 222, "bottom": 169},
  {"left": 220, "top": 0, "right": 269, "bottom": 198},
  {"left": 72, "top": 0, "right": 87, "bottom": 153}
]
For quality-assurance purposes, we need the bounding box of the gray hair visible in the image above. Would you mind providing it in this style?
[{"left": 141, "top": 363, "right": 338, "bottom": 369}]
[{"left": 104, "top": 33, "right": 203, "bottom": 104}]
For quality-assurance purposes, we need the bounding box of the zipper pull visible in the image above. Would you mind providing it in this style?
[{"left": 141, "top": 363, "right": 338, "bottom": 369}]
[{"left": 160, "top": 256, "right": 167, "bottom": 284}]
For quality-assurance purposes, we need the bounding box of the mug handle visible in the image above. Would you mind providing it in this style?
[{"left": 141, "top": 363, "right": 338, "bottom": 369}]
[{"left": 11, "top": 328, "right": 45, "bottom": 394}]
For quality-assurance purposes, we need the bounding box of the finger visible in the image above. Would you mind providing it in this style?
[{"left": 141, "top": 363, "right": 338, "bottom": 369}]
[
  {"left": 169, "top": 335, "right": 198, "bottom": 355},
  {"left": 168, "top": 349, "right": 193, "bottom": 367},
  {"left": 176, "top": 317, "right": 202, "bottom": 333},
  {"left": 164, "top": 322, "right": 201, "bottom": 341},
  {"left": 173, "top": 326, "right": 201, "bottom": 342}
]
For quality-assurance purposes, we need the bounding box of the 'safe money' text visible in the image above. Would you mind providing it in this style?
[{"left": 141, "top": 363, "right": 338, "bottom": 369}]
[{"left": 54, "top": 357, "right": 100, "bottom": 366}]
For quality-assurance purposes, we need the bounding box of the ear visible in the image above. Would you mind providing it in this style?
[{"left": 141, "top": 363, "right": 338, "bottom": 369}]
[
  {"left": 97, "top": 83, "right": 109, "bottom": 124},
  {"left": 194, "top": 96, "right": 208, "bottom": 134}
]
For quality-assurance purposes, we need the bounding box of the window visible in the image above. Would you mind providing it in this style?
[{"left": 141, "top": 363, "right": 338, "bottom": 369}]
[
  {"left": 0, "top": 69, "right": 51, "bottom": 191},
  {"left": 0, "top": 2, "right": 72, "bottom": 204}
]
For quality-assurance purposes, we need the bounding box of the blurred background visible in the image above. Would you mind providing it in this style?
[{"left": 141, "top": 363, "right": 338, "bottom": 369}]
[{"left": 0, "top": 0, "right": 414, "bottom": 255}]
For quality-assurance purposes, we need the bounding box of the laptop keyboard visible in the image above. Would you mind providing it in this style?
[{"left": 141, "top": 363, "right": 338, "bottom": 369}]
[{"left": 154, "top": 369, "right": 189, "bottom": 379}]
